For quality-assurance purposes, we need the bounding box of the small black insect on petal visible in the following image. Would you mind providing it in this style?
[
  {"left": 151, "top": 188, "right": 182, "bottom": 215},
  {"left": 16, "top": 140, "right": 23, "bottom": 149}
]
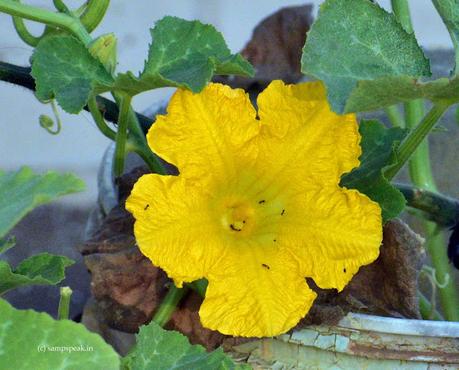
[
  {"left": 262, "top": 263, "right": 270, "bottom": 270},
  {"left": 144, "top": 204, "right": 150, "bottom": 210},
  {"left": 448, "top": 221, "right": 459, "bottom": 269},
  {"left": 258, "top": 200, "right": 266, "bottom": 204},
  {"left": 281, "top": 209, "right": 285, "bottom": 216},
  {"left": 343, "top": 268, "right": 347, "bottom": 273}
]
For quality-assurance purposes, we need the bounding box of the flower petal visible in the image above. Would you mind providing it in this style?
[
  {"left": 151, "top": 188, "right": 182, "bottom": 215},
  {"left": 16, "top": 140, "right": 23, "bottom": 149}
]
[
  {"left": 125, "top": 174, "right": 227, "bottom": 286},
  {"left": 201, "top": 245, "right": 316, "bottom": 337},
  {"left": 279, "top": 186, "right": 382, "bottom": 291},
  {"left": 147, "top": 84, "right": 259, "bottom": 181},
  {"left": 257, "top": 80, "right": 361, "bottom": 188}
]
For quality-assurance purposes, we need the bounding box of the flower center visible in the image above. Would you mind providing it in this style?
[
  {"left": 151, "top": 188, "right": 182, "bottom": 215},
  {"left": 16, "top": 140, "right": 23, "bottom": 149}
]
[
  {"left": 222, "top": 202, "right": 255, "bottom": 235},
  {"left": 213, "top": 170, "right": 287, "bottom": 242}
]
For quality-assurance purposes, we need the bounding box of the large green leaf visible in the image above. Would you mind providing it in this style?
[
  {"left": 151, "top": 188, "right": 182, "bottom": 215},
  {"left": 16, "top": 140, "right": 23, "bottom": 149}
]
[
  {"left": 31, "top": 35, "right": 114, "bottom": 113},
  {"left": 0, "top": 253, "right": 74, "bottom": 294},
  {"left": 341, "top": 120, "right": 406, "bottom": 221},
  {"left": 301, "top": 0, "right": 431, "bottom": 113},
  {"left": 0, "top": 167, "right": 85, "bottom": 239},
  {"left": 433, "top": 0, "right": 459, "bottom": 73},
  {"left": 0, "top": 299, "right": 119, "bottom": 370},
  {"left": 113, "top": 16, "right": 254, "bottom": 95},
  {"left": 122, "top": 321, "right": 249, "bottom": 370}
]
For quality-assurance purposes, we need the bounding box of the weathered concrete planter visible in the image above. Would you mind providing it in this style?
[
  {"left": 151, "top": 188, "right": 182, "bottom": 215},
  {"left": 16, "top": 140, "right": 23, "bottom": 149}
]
[{"left": 233, "top": 313, "right": 459, "bottom": 369}]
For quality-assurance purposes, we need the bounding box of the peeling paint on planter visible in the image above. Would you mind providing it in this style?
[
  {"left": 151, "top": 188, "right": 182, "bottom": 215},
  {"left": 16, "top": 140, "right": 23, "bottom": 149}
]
[{"left": 232, "top": 313, "right": 459, "bottom": 369}]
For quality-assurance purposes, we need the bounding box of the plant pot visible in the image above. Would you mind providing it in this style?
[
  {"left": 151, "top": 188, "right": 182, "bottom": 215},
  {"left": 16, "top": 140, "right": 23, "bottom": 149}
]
[
  {"left": 80, "top": 142, "right": 459, "bottom": 367},
  {"left": 232, "top": 312, "right": 459, "bottom": 369}
]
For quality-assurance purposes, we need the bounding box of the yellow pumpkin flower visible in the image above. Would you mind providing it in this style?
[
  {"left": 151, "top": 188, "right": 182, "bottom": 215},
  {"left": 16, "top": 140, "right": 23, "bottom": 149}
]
[{"left": 126, "top": 80, "right": 383, "bottom": 337}]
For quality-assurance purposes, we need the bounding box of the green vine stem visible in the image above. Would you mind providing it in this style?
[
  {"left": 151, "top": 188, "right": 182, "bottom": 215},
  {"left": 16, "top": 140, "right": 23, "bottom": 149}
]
[
  {"left": 418, "top": 292, "right": 443, "bottom": 321},
  {"left": 53, "top": 0, "right": 71, "bottom": 14},
  {"left": 0, "top": 0, "right": 92, "bottom": 45},
  {"left": 12, "top": 14, "right": 43, "bottom": 46},
  {"left": 422, "top": 221, "right": 459, "bottom": 321},
  {"left": 152, "top": 285, "right": 188, "bottom": 327},
  {"left": 385, "top": 101, "right": 451, "bottom": 181},
  {"left": 384, "top": 104, "right": 404, "bottom": 128},
  {"left": 57, "top": 286, "right": 72, "bottom": 320},
  {"left": 126, "top": 111, "right": 167, "bottom": 175},
  {"left": 112, "top": 92, "right": 168, "bottom": 175},
  {"left": 38, "top": 100, "right": 62, "bottom": 135},
  {"left": 126, "top": 135, "right": 168, "bottom": 175},
  {"left": 79, "top": 0, "right": 110, "bottom": 33},
  {"left": 391, "top": 0, "right": 459, "bottom": 321},
  {"left": 87, "top": 95, "right": 116, "bottom": 140},
  {"left": 114, "top": 94, "right": 132, "bottom": 177}
]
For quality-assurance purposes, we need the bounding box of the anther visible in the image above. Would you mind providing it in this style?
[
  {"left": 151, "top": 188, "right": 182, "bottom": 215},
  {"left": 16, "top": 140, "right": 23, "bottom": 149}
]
[{"left": 230, "top": 224, "right": 242, "bottom": 232}]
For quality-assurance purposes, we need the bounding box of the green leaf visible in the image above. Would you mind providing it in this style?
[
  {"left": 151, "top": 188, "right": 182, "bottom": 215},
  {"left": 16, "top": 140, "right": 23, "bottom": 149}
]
[
  {"left": 122, "top": 321, "right": 248, "bottom": 370},
  {"left": 432, "top": 0, "right": 459, "bottom": 73},
  {"left": 301, "top": 0, "right": 431, "bottom": 113},
  {"left": 0, "top": 298, "right": 119, "bottom": 370},
  {"left": 31, "top": 35, "right": 114, "bottom": 113},
  {"left": 338, "top": 74, "right": 459, "bottom": 112},
  {"left": 341, "top": 120, "right": 407, "bottom": 221},
  {"left": 0, "top": 253, "right": 74, "bottom": 294},
  {"left": 0, "top": 167, "right": 85, "bottom": 239},
  {"left": 113, "top": 16, "right": 254, "bottom": 95}
]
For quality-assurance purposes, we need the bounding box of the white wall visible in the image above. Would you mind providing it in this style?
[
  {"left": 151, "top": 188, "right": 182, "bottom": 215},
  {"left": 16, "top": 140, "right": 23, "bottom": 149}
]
[{"left": 0, "top": 1, "right": 453, "bottom": 205}]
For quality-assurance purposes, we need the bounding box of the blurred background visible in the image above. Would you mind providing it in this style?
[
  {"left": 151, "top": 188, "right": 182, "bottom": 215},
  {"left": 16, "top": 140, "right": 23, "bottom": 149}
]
[{"left": 0, "top": 0, "right": 454, "bottom": 205}]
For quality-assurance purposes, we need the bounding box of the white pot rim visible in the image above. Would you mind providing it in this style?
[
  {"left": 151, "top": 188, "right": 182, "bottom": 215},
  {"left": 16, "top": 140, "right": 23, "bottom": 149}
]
[{"left": 338, "top": 312, "right": 459, "bottom": 338}]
